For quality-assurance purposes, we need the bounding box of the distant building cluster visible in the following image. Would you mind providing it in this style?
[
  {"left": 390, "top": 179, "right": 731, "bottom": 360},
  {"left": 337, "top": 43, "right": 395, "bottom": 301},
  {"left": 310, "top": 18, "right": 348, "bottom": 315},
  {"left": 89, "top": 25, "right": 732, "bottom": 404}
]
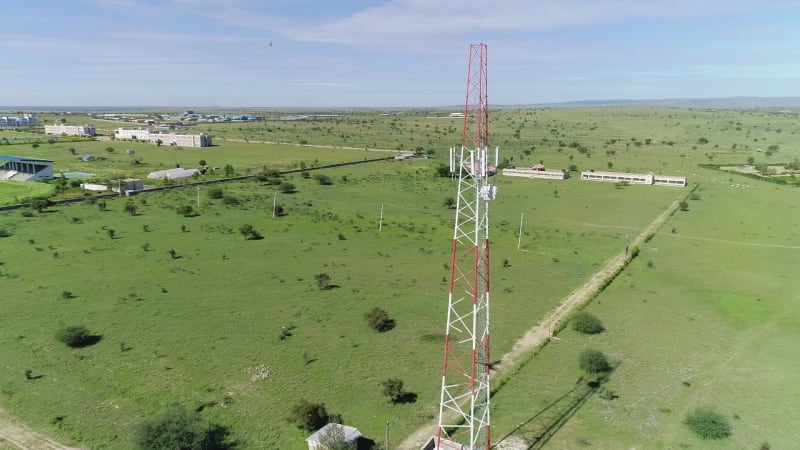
[
  {"left": 0, "top": 114, "right": 38, "bottom": 127},
  {"left": 162, "top": 111, "right": 260, "bottom": 122},
  {"left": 114, "top": 128, "right": 212, "bottom": 147},
  {"left": 44, "top": 124, "right": 96, "bottom": 136}
]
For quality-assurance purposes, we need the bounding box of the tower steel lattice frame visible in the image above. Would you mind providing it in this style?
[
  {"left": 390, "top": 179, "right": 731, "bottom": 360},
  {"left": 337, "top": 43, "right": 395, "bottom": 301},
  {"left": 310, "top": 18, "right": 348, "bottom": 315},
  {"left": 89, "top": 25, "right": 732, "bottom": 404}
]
[{"left": 437, "top": 42, "right": 494, "bottom": 450}]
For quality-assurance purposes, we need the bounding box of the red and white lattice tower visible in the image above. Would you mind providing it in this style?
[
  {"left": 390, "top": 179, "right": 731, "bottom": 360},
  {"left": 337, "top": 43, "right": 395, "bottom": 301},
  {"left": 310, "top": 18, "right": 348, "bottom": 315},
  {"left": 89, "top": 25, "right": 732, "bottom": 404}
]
[{"left": 437, "top": 43, "right": 497, "bottom": 450}]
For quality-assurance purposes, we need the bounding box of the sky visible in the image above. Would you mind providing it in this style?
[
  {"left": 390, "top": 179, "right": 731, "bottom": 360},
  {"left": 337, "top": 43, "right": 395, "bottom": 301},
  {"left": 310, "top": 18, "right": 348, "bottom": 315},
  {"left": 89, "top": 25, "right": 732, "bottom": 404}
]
[{"left": 4, "top": 0, "right": 800, "bottom": 107}]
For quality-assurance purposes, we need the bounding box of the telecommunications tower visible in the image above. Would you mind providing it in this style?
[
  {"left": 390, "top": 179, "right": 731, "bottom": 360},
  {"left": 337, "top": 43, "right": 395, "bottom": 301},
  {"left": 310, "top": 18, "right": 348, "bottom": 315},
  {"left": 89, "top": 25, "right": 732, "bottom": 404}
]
[{"left": 436, "top": 43, "right": 498, "bottom": 450}]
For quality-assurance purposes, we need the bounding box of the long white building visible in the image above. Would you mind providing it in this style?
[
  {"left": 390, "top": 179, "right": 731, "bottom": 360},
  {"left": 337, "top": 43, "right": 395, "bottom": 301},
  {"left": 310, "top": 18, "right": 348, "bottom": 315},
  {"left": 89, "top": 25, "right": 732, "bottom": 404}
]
[
  {"left": 44, "top": 124, "right": 96, "bottom": 136},
  {"left": 581, "top": 170, "right": 686, "bottom": 187},
  {"left": 0, "top": 114, "right": 38, "bottom": 127},
  {"left": 114, "top": 128, "right": 212, "bottom": 147},
  {"left": 503, "top": 166, "right": 570, "bottom": 180}
]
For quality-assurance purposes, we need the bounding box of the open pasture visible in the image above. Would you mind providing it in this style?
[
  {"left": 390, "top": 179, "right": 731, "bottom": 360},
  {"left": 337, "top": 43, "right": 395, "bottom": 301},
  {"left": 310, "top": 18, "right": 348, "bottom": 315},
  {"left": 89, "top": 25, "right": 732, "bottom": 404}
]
[
  {"left": 0, "top": 154, "right": 680, "bottom": 448},
  {"left": 491, "top": 169, "right": 800, "bottom": 449},
  {"left": 1, "top": 106, "right": 798, "bottom": 449}
]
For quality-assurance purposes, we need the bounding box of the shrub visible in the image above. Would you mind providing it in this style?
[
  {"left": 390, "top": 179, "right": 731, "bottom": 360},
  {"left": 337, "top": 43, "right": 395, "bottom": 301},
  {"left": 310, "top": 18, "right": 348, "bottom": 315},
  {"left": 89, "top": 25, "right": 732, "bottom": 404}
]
[
  {"left": 176, "top": 205, "right": 194, "bottom": 217},
  {"left": 579, "top": 349, "right": 611, "bottom": 373},
  {"left": 135, "top": 404, "right": 232, "bottom": 450},
  {"left": 685, "top": 408, "right": 731, "bottom": 439},
  {"left": 365, "top": 307, "right": 395, "bottom": 332},
  {"left": 221, "top": 195, "right": 240, "bottom": 205},
  {"left": 315, "top": 273, "right": 331, "bottom": 290},
  {"left": 382, "top": 378, "right": 406, "bottom": 403},
  {"left": 56, "top": 325, "right": 94, "bottom": 348},
  {"left": 288, "top": 400, "right": 328, "bottom": 432},
  {"left": 0, "top": 228, "right": 11, "bottom": 238},
  {"left": 279, "top": 182, "right": 296, "bottom": 193},
  {"left": 313, "top": 173, "right": 333, "bottom": 185},
  {"left": 571, "top": 311, "right": 604, "bottom": 334},
  {"left": 207, "top": 188, "right": 224, "bottom": 199}
]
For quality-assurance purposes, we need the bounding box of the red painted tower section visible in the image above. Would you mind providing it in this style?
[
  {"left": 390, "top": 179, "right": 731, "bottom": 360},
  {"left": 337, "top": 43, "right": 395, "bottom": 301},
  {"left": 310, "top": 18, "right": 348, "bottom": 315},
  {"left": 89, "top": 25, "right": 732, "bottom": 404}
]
[{"left": 436, "top": 43, "right": 494, "bottom": 450}]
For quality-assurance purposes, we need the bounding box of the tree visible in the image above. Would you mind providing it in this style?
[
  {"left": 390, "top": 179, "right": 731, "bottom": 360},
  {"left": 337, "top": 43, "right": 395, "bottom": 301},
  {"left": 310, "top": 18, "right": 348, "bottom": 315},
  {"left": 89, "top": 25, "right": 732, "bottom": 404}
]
[
  {"left": 279, "top": 182, "right": 296, "bottom": 193},
  {"left": 747, "top": 156, "right": 755, "bottom": 165},
  {"left": 288, "top": 400, "right": 329, "bottom": 432},
  {"left": 155, "top": 139, "right": 163, "bottom": 147},
  {"left": 679, "top": 200, "right": 689, "bottom": 211},
  {"left": 364, "top": 307, "right": 394, "bottom": 332},
  {"left": 32, "top": 143, "right": 40, "bottom": 149},
  {"left": 313, "top": 173, "right": 333, "bottom": 185},
  {"left": 442, "top": 197, "right": 456, "bottom": 209},
  {"left": 685, "top": 408, "right": 731, "bottom": 440},
  {"left": 579, "top": 349, "right": 611, "bottom": 374},
  {"left": 124, "top": 203, "right": 138, "bottom": 216},
  {"left": 318, "top": 424, "right": 356, "bottom": 450},
  {"left": 168, "top": 249, "right": 178, "bottom": 259},
  {"left": 223, "top": 164, "right": 235, "bottom": 177},
  {"left": 315, "top": 273, "right": 331, "bottom": 290},
  {"left": 239, "top": 224, "right": 262, "bottom": 240},
  {"left": 198, "top": 159, "right": 207, "bottom": 167},
  {"left": 29, "top": 197, "right": 52, "bottom": 213},
  {"left": 177, "top": 205, "right": 194, "bottom": 217},
  {"left": 382, "top": 378, "right": 407, "bottom": 403},
  {"left": 207, "top": 188, "right": 224, "bottom": 199},
  {"left": 56, "top": 325, "right": 96, "bottom": 348},
  {"left": 106, "top": 146, "right": 115, "bottom": 153},
  {"left": 107, "top": 229, "right": 116, "bottom": 239},
  {"left": 434, "top": 164, "right": 451, "bottom": 177},
  {"left": 135, "top": 404, "right": 233, "bottom": 450},
  {"left": 571, "top": 311, "right": 604, "bottom": 334}
]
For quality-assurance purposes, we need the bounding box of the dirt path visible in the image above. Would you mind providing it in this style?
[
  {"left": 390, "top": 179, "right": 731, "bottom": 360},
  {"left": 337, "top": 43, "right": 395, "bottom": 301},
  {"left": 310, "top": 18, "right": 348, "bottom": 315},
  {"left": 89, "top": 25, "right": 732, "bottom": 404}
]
[
  {"left": 398, "top": 199, "right": 681, "bottom": 450},
  {"left": 0, "top": 409, "right": 80, "bottom": 450}
]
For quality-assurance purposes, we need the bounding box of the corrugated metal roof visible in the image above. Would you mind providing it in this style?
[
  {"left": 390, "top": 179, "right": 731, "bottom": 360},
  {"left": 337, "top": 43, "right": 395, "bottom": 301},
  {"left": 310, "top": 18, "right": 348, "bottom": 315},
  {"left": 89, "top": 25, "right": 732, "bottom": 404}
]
[{"left": 0, "top": 155, "right": 54, "bottom": 163}]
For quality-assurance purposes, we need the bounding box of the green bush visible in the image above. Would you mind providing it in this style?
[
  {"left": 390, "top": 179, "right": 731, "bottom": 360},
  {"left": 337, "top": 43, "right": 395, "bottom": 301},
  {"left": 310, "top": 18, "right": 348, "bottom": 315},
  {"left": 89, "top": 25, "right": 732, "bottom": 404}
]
[
  {"left": 56, "top": 325, "right": 94, "bottom": 348},
  {"left": 135, "top": 405, "right": 232, "bottom": 450},
  {"left": 571, "top": 311, "right": 604, "bottom": 334},
  {"left": 579, "top": 349, "right": 611, "bottom": 374},
  {"left": 313, "top": 173, "right": 333, "bottom": 185},
  {"left": 279, "top": 182, "right": 296, "bottom": 193},
  {"left": 207, "top": 188, "right": 224, "bottom": 199},
  {"left": 288, "top": 400, "right": 328, "bottom": 432},
  {"left": 365, "top": 308, "right": 395, "bottom": 332},
  {"left": 685, "top": 408, "right": 731, "bottom": 440}
]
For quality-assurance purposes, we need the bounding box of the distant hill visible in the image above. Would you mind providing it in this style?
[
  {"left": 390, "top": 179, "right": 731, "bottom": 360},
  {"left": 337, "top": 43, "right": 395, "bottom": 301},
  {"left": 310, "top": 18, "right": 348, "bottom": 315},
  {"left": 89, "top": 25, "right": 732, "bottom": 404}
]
[{"left": 515, "top": 97, "right": 800, "bottom": 110}]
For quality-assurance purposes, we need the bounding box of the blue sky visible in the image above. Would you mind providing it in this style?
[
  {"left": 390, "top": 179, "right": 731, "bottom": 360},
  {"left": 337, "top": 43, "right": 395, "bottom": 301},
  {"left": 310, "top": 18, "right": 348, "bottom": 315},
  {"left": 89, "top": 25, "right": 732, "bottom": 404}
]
[{"left": 4, "top": 0, "right": 800, "bottom": 107}]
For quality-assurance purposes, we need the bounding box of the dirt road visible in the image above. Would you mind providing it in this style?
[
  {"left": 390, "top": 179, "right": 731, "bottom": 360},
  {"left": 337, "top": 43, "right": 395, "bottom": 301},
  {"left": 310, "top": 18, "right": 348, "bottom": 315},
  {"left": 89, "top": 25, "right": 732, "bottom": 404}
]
[
  {"left": 0, "top": 409, "right": 80, "bottom": 450},
  {"left": 398, "top": 199, "right": 681, "bottom": 450}
]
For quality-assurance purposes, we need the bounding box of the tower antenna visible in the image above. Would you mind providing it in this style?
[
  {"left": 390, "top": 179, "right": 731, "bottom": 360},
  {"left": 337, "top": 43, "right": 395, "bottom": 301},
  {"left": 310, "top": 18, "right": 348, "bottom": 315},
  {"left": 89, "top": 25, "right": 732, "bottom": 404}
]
[{"left": 436, "top": 42, "right": 497, "bottom": 450}]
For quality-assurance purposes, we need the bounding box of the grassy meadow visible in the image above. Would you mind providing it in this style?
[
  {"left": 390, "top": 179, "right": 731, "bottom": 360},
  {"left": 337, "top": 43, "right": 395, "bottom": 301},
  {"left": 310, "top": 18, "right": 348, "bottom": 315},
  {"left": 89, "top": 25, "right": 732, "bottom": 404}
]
[{"left": 1, "top": 107, "right": 798, "bottom": 449}]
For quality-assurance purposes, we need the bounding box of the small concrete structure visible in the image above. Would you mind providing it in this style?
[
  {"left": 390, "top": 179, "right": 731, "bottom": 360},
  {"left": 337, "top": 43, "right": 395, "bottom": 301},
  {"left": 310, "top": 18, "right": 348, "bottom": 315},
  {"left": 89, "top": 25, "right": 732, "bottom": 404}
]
[
  {"left": 80, "top": 183, "right": 108, "bottom": 191},
  {"left": 305, "top": 423, "right": 361, "bottom": 450},
  {"left": 147, "top": 168, "right": 199, "bottom": 181},
  {"left": 112, "top": 178, "right": 143, "bottom": 194}
]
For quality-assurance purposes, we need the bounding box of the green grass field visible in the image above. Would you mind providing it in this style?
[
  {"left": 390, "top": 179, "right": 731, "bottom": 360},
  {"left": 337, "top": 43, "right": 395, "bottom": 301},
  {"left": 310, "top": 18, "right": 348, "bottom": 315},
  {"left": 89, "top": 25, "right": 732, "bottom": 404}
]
[
  {"left": 0, "top": 182, "right": 54, "bottom": 206},
  {"left": 1, "top": 107, "right": 798, "bottom": 449}
]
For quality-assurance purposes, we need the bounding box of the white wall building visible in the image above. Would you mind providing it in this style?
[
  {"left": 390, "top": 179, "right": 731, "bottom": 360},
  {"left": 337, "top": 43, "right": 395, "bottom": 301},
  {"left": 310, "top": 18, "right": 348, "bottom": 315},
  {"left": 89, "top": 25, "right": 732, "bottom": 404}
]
[
  {"left": 0, "top": 114, "right": 38, "bottom": 127},
  {"left": 114, "top": 128, "right": 212, "bottom": 147},
  {"left": 503, "top": 167, "right": 570, "bottom": 180},
  {"left": 150, "top": 132, "right": 212, "bottom": 147},
  {"left": 147, "top": 168, "right": 199, "bottom": 181},
  {"left": 44, "top": 124, "right": 96, "bottom": 136},
  {"left": 114, "top": 128, "right": 150, "bottom": 140},
  {"left": 581, "top": 170, "right": 686, "bottom": 187}
]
